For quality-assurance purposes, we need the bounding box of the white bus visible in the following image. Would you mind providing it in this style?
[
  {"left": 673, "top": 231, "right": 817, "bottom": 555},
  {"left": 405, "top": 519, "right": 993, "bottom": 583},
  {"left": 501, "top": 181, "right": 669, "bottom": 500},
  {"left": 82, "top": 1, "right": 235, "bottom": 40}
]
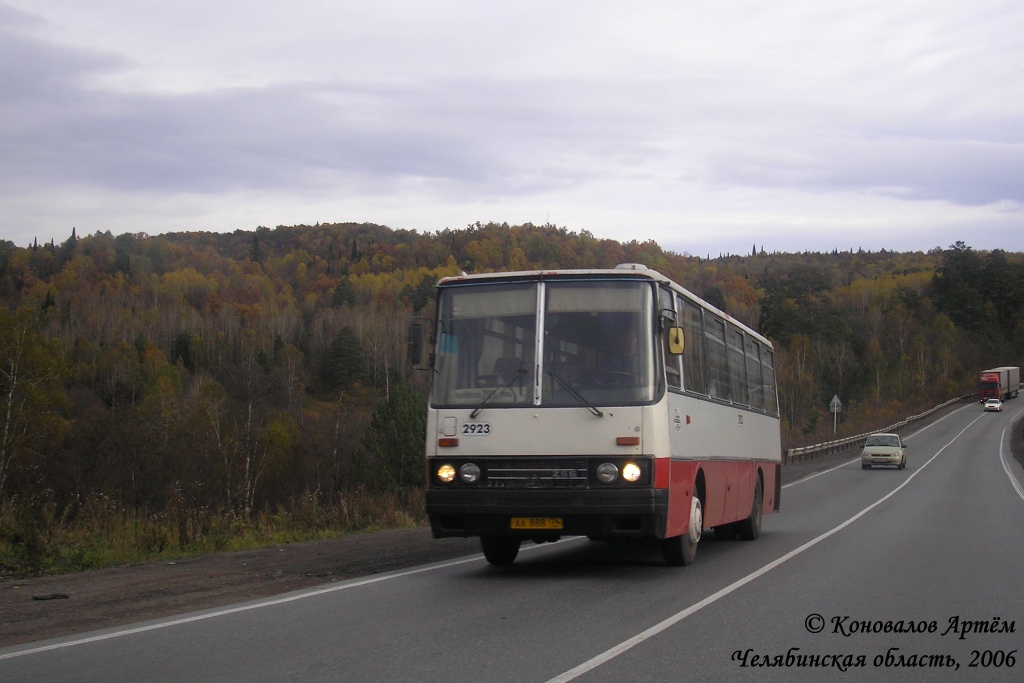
[{"left": 410, "top": 264, "right": 781, "bottom": 566}]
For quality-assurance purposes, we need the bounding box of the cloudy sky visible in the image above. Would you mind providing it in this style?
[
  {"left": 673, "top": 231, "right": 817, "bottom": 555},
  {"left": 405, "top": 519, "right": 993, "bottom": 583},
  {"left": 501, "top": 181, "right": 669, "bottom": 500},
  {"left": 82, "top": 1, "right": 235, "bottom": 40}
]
[{"left": 2, "top": 1, "right": 1022, "bottom": 257}]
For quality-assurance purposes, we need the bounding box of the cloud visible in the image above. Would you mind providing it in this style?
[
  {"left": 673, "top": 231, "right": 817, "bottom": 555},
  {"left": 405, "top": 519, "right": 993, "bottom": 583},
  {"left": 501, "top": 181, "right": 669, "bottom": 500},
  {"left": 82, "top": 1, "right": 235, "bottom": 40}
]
[{"left": 1, "top": 1, "right": 1022, "bottom": 254}]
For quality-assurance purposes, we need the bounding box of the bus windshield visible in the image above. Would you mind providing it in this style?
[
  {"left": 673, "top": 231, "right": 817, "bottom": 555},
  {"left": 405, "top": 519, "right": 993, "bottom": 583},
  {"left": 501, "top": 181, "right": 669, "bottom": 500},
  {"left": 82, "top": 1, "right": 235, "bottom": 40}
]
[
  {"left": 431, "top": 280, "right": 657, "bottom": 408},
  {"left": 542, "top": 281, "right": 655, "bottom": 406}
]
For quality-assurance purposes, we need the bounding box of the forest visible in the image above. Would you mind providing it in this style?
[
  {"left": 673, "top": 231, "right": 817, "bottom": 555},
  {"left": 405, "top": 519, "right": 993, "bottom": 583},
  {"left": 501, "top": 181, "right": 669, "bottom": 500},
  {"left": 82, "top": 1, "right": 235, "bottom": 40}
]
[{"left": 1, "top": 221, "right": 1022, "bottom": 575}]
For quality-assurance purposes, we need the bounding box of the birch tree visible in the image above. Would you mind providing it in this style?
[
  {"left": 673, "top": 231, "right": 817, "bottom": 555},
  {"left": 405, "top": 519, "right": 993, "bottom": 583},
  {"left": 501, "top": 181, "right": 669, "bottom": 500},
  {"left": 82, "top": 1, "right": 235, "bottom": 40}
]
[{"left": 0, "top": 309, "right": 65, "bottom": 501}]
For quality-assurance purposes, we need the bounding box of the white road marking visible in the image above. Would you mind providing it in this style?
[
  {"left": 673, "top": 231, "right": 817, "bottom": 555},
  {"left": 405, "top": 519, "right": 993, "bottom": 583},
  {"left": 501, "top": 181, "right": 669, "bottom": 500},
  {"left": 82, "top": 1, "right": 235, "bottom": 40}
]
[
  {"left": 3, "top": 403, "right": 993, "bottom": 667},
  {"left": 783, "top": 403, "right": 970, "bottom": 489},
  {"left": 543, "top": 413, "right": 984, "bottom": 683},
  {"left": 0, "top": 541, "right": 559, "bottom": 660},
  {"left": 997, "top": 406, "right": 1024, "bottom": 501},
  {"left": 781, "top": 456, "right": 859, "bottom": 488}
]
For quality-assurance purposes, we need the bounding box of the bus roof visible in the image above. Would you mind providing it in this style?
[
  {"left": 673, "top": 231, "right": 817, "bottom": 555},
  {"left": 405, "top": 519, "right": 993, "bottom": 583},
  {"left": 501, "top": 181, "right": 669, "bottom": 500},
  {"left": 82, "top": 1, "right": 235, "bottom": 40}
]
[
  {"left": 437, "top": 264, "right": 672, "bottom": 286},
  {"left": 436, "top": 264, "right": 773, "bottom": 347}
]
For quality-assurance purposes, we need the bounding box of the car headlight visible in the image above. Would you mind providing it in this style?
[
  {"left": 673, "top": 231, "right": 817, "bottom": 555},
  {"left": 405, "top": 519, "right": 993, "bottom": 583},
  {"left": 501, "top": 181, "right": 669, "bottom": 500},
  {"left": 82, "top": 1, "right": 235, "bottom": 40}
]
[{"left": 622, "top": 462, "right": 642, "bottom": 482}]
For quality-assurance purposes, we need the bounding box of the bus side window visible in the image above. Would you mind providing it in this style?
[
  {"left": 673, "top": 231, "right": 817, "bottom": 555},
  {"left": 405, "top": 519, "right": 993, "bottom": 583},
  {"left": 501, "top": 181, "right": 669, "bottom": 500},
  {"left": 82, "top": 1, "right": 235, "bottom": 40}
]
[
  {"left": 762, "top": 345, "right": 778, "bottom": 416},
  {"left": 678, "top": 296, "right": 707, "bottom": 395},
  {"left": 745, "top": 336, "right": 765, "bottom": 411},
  {"left": 705, "top": 315, "right": 730, "bottom": 401},
  {"left": 727, "top": 325, "right": 748, "bottom": 406}
]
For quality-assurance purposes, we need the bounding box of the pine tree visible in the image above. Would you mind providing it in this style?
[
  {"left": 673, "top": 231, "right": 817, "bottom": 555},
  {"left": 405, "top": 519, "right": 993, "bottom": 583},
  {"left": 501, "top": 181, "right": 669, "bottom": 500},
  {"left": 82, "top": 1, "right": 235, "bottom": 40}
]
[
  {"left": 359, "top": 378, "right": 427, "bottom": 489},
  {"left": 323, "top": 326, "right": 367, "bottom": 391},
  {"left": 331, "top": 277, "right": 356, "bottom": 307}
]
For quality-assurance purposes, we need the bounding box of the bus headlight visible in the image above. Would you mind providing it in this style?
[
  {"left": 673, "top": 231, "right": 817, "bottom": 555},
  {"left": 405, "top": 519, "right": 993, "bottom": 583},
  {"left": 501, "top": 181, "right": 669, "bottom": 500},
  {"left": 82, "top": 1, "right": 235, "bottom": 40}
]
[
  {"left": 622, "top": 462, "right": 642, "bottom": 483},
  {"left": 596, "top": 462, "right": 619, "bottom": 484},
  {"left": 459, "top": 463, "right": 481, "bottom": 483},
  {"left": 437, "top": 464, "right": 456, "bottom": 483}
]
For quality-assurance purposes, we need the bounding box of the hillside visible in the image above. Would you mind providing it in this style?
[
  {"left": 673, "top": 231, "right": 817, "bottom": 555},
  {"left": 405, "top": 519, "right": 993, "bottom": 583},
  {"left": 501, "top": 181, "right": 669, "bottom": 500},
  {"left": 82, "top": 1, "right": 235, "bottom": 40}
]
[{"left": 1, "top": 223, "right": 1021, "bottom": 575}]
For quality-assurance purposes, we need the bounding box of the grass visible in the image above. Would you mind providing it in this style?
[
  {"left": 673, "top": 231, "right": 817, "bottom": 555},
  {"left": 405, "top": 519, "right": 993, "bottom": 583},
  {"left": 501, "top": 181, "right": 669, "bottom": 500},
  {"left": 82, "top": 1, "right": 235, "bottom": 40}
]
[{"left": 0, "top": 488, "right": 427, "bottom": 578}]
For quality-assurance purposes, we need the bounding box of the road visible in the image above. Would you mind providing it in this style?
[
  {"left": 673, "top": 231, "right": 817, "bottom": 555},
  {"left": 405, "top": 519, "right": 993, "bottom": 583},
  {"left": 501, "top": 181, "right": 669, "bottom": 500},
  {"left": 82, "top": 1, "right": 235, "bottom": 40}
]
[{"left": 2, "top": 403, "right": 1023, "bottom": 682}]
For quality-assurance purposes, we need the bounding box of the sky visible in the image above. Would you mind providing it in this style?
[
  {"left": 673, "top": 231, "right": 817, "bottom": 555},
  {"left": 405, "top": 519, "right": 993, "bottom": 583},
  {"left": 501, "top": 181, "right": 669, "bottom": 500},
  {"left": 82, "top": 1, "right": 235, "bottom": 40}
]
[{"left": 1, "top": 1, "right": 1022, "bottom": 257}]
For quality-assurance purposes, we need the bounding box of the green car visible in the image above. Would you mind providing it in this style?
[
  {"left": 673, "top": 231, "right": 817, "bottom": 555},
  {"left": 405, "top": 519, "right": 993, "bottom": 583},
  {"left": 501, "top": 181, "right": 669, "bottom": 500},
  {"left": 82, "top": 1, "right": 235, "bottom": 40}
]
[{"left": 861, "top": 433, "right": 907, "bottom": 470}]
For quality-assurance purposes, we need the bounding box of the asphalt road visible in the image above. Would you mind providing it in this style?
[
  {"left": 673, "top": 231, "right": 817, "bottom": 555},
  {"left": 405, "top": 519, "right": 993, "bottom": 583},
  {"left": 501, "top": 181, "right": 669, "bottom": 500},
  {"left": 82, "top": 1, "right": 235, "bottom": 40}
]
[{"left": 2, "top": 402, "right": 1023, "bottom": 682}]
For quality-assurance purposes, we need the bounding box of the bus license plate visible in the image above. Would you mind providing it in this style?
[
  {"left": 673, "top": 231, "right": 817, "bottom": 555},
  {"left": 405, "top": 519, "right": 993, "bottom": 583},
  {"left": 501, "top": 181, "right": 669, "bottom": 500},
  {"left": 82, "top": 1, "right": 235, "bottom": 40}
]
[{"left": 511, "top": 517, "right": 563, "bottom": 530}]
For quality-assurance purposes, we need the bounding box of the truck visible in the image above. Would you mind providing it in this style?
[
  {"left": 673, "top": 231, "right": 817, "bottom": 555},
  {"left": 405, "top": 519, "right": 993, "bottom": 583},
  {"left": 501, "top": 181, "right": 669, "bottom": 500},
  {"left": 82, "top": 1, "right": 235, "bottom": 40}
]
[{"left": 978, "top": 366, "right": 1020, "bottom": 402}]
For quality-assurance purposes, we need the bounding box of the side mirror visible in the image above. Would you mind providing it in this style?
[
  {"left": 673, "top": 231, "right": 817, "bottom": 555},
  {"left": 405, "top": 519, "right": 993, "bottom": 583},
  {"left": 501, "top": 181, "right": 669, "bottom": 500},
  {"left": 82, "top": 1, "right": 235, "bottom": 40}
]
[
  {"left": 667, "top": 327, "right": 684, "bottom": 355},
  {"left": 408, "top": 322, "right": 426, "bottom": 368}
]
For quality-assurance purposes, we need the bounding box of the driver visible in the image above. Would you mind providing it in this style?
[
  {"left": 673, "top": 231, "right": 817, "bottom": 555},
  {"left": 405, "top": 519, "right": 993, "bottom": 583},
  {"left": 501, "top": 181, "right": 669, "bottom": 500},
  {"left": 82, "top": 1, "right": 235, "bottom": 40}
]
[{"left": 606, "top": 329, "right": 639, "bottom": 375}]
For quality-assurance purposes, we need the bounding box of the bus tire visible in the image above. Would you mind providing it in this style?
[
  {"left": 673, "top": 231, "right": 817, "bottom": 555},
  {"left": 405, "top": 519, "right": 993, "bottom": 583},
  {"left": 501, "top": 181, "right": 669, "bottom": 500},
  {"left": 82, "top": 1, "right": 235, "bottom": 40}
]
[
  {"left": 481, "top": 536, "right": 520, "bottom": 565},
  {"left": 664, "top": 496, "right": 702, "bottom": 566},
  {"left": 736, "top": 477, "right": 763, "bottom": 541}
]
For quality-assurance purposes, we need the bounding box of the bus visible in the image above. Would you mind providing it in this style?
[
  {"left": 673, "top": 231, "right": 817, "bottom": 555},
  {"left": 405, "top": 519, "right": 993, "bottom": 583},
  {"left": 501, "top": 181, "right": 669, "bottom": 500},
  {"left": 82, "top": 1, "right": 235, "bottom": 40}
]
[{"left": 408, "top": 263, "right": 782, "bottom": 566}]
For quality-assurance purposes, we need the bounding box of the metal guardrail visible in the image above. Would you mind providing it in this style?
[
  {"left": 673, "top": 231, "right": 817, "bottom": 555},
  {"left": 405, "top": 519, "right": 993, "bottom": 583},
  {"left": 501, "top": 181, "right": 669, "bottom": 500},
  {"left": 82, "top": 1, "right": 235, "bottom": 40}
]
[{"left": 783, "top": 394, "right": 976, "bottom": 464}]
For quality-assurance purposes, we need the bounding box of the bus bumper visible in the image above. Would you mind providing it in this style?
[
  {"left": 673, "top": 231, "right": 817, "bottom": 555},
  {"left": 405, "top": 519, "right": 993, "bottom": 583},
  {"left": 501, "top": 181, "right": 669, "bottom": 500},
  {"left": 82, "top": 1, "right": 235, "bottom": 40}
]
[{"left": 426, "top": 488, "right": 670, "bottom": 540}]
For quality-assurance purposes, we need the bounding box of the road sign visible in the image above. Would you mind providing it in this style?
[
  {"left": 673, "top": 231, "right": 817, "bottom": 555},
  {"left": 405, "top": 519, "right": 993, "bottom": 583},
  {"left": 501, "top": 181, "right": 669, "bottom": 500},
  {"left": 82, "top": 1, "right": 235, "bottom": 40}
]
[{"left": 830, "top": 395, "right": 842, "bottom": 437}]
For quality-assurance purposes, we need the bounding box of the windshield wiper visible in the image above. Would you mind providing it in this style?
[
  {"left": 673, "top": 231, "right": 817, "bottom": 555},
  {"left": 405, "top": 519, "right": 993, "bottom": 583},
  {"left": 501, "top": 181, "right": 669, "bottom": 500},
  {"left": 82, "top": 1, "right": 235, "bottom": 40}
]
[
  {"left": 470, "top": 367, "right": 528, "bottom": 419},
  {"left": 547, "top": 370, "right": 604, "bottom": 417}
]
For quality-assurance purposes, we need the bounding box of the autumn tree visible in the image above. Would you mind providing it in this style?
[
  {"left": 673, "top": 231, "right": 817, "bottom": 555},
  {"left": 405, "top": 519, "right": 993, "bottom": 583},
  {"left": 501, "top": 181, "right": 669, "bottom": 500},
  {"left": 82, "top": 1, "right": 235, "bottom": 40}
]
[
  {"left": 931, "top": 242, "right": 990, "bottom": 333},
  {"left": 0, "top": 221, "right": 1017, "bottom": 547},
  {"left": 758, "top": 265, "right": 846, "bottom": 346},
  {"left": 0, "top": 308, "right": 67, "bottom": 501}
]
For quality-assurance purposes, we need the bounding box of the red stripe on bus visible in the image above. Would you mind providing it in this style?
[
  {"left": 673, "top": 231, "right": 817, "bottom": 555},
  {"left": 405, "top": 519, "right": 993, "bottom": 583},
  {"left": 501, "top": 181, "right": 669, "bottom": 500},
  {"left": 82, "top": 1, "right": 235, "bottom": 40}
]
[
  {"left": 660, "top": 459, "right": 778, "bottom": 538},
  {"left": 654, "top": 457, "right": 670, "bottom": 489}
]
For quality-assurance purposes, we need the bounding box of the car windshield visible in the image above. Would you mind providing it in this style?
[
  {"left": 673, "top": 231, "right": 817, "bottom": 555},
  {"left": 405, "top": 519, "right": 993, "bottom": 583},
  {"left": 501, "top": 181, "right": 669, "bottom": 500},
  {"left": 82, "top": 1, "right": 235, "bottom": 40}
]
[{"left": 865, "top": 435, "right": 899, "bottom": 447}]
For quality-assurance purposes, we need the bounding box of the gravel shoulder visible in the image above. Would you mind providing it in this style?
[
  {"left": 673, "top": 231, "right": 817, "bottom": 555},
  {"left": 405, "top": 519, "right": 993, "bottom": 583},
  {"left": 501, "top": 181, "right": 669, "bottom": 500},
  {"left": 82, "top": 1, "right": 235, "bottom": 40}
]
[
  {"left": 4, "top": 403, "right": 1019, "bottom": 649},
  {"left": 1, "top": 530, "right": 479, "bottom": 648}
]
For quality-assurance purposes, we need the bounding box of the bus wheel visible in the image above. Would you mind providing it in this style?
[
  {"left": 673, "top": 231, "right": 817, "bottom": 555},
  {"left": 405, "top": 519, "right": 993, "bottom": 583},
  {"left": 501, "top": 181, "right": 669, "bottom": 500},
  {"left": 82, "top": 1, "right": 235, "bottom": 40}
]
[
  {"left": 481, "top": 536, "right": 520, "bottom": 565},
  {"left": 737, "top": 478, "right": 763, "bottom": 541},
  {"left": 664, "top": 496, "right": 702, "bottom": 566}
]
